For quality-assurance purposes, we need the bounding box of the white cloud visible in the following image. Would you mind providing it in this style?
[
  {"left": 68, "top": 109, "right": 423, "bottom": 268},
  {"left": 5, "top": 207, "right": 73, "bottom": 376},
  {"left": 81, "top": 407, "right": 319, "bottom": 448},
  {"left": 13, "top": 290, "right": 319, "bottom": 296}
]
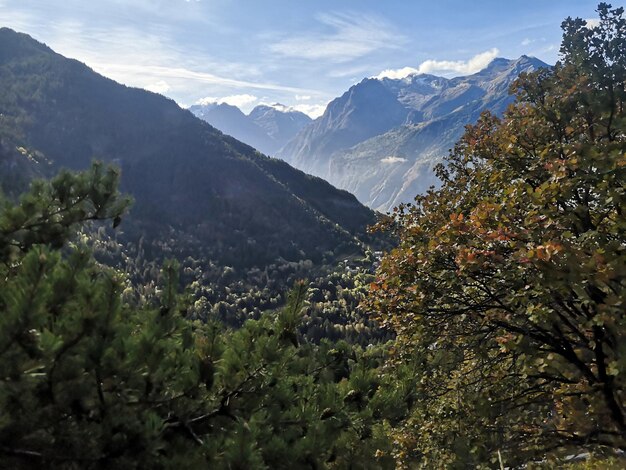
[
  {"left": 374, "top": 48, "right": 500, "bottom": 80},
  {"left": 585, "top": 18, "right": 600, "bottom": 29},
  {"left": 292, "top": 103, "right": 328, "bottom": 119},
  {"left": 381, "top": 156, "right": 407, "bottom": 164},
  {"left": 94, "top": 62, "right": 318, "bottom": 95},
  {"left": 195, "top": 97, "right": 218, "bottom": 105},
  {"left": 295, "top": 94, "right": 311, "bottom": 101},
  {"left": 144, "top": 80, "right": 170, "bottom": 94},
  {"left": 521, "top": 38, "right": 533, "bottom": 46},
  {"left": 195, "top": 94, "right": 258, "bottom": 108},
  {"left": 257, "top": 102, "right": 294, "bottom": 112},
  {"left": 269, "top": 12, "right": 406, "bottom": 63},
  {"left": 374, "top": 66, "right": 420, "bottom": 80},
  {"left": 417, "top": 48, "right": 500, "bottom": 75}
]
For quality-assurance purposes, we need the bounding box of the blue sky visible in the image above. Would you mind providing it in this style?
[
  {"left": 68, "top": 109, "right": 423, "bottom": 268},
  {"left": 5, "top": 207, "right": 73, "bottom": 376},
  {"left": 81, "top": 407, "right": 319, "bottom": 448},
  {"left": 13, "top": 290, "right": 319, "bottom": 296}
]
[{"left": 0, "top": 0, "right": 604, "bottom": 117}]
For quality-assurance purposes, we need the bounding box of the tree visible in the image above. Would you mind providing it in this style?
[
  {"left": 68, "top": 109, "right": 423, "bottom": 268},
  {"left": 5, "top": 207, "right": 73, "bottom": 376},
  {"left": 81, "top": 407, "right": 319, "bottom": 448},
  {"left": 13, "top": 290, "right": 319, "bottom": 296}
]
[
  {"left": 0, "top": 164, "right": 405, "bottom": 468},
  {"left": 367, "top": 4, "right": 626, "bottom": 467}
]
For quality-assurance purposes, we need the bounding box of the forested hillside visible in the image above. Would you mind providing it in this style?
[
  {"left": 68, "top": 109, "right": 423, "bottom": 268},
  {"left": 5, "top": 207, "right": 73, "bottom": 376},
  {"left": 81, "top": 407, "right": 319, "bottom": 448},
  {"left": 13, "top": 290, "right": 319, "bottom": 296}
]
[{"left": 0, "top": 27, "right": 376, "bottom": 268}]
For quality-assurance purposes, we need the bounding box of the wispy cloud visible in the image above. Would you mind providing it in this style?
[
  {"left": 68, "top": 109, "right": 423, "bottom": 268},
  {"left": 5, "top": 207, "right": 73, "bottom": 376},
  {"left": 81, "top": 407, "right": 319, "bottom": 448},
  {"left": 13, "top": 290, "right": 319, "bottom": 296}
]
[
  {"left": 196, "top": 94, "right": 258, "bottom": 107},
  {"left": 0, "top": 3, "right": 327, "bottom": 109},
  {"left": 1, "top": 0, "right": 214, "bottom": 29},
  {"left": 327, "top": 64, "right": 375, "bottom": 79},
  {"left": 374, "top": 48, "right": 500, "bottom": 80},
  {"left": 268, "top": 12, "right": 406, "bottom": 63},
  {"left": 96, "top": 62, "right": 321, "bottom": 95},
  {"left": 521, "top": 38, "right": 533, "bottom": 46},
  {"left": 381, "top": 156, "right": 407, "bottom": 164},
  {"left": 0, "top": 6, "right": 36, "bottom": 33},
  {"left": 0, "top": 13, "right": 321, "bottom": 98}
]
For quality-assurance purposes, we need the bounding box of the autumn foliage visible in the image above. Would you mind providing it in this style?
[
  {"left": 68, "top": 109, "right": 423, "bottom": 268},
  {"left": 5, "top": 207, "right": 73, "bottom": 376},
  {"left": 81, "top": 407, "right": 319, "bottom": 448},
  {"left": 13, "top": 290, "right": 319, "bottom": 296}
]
[{"left": 368, "top": 4, "right": 626, "bottom": 467}]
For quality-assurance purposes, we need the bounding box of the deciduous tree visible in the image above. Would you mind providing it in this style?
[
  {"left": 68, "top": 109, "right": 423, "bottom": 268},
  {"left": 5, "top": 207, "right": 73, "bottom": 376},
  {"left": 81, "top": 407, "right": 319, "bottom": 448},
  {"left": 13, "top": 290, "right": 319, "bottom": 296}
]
[{"left": 367, "top": 4, "right": 626, "bottom": 467}]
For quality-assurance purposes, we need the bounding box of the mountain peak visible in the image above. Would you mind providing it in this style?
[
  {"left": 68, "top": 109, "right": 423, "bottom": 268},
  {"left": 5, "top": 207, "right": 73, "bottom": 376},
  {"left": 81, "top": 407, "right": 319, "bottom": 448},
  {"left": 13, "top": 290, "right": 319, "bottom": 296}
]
[
  {"left": 191, "top": 100, "right": 237, "bottom": 109},
  {"left": 470, "top": 55, "right": 549, "bottom": 79},
  {"left": 251, "top": 103, "right": 296, "bottom": 114},
  {"left": 478, "top": 57, "right": 515, "bottom": 73},
  {"left": 512, "top": 54, "right": 550, "bottom": 69},
  {"left": 189, "top": 102, "right": 311, "bottom": 155},
  {"left": 189, "top": 101, "right": 246, "bottom": 119},
  {"left": 279, "top": 53, "right": 554, "bottom": 212},
  {"left": 486, "top": 56, "right": 513, "bottom": 67}
]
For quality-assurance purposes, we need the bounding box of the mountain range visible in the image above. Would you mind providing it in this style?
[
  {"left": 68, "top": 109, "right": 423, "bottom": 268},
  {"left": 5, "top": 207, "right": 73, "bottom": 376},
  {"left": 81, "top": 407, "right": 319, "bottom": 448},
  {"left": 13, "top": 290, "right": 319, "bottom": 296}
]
[
  {"left": 189, "top": 102, "right": 312, "bottom": 157},
  {"left": 276, "top": 56, "right": 550, "bottom": 211},
  {"left": 0, "top": 28, "right": 376, "bottom": 267}
]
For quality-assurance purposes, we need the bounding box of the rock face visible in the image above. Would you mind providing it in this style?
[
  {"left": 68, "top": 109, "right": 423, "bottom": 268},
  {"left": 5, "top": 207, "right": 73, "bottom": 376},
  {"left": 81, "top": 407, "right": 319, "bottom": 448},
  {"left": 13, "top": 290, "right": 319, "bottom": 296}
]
[
  {"left": 248, "top": 104, "right": 312, "bottom": 151},
  {"left": 189, "top": 102, "right": 311, "bottom": 157},
  {"left": 278, "top": 56, "right": 550, "bottom": 211},
  {"left": 0, "top": 28, "right": 376, "bottom": 267}
]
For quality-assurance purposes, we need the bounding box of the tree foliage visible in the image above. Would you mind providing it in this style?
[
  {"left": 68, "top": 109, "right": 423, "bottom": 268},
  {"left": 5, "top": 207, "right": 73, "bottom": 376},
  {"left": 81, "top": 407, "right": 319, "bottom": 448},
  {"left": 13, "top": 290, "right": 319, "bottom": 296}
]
[
  {"left": 0, "top": 165, "right": 407, "bottom": 469},
  {"left": 367, "top": 4, "right": 626, "bottom": 467}
]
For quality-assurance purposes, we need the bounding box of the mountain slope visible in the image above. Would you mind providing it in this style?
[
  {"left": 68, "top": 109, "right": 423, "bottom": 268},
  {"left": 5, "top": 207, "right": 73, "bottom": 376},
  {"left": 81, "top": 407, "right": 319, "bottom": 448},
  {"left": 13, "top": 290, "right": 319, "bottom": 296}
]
[
  {"left": 280, "top": 79, "right": 409, "bottom": 173},
  {"left": 0, "top": 28, "right": 376, "bottom": 267},
  {"left": 248, "top": 104, "right": 312, "bottom": 147},
  {"left": 189, "top": 102, "right": 311, "bottom": 156},
  {"left": 278, "top": 56, "right": 549, "bottom": 211},
  {"left": 187, "top": 102, "right": 276, "bottom": 156}
]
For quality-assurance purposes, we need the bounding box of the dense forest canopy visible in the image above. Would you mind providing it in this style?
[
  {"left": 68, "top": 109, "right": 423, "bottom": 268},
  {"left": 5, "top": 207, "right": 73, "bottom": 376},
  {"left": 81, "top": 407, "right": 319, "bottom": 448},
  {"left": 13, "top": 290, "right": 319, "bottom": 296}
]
[{"left": 0, "top": 3, "right": 625, "bottom": 469}]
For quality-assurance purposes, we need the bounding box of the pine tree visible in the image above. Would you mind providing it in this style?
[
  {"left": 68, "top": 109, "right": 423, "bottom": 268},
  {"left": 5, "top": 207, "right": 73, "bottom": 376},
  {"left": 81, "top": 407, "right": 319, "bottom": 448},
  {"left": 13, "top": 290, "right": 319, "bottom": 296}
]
[{"left": 0, "top": 164, "right": 402, "bottom": 468}]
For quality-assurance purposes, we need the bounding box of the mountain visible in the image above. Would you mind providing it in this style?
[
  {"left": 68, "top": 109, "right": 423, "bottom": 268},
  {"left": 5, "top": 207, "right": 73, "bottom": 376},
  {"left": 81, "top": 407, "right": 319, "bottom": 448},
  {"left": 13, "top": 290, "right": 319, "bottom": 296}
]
[
  {"left": 248, "top": 104, "right": 312, "bottom": 150},
  {"left": 187, "top": 102, "right": 274, "bottom": 155},
  {"left": 189, "top": 102, "right": 311, "bottom": 156},
  {"left": 278, "top": 56, "right": 550, "bottom": 211},
  {"left": 0, "top": 28, "right": 376, "bottom": 267}
]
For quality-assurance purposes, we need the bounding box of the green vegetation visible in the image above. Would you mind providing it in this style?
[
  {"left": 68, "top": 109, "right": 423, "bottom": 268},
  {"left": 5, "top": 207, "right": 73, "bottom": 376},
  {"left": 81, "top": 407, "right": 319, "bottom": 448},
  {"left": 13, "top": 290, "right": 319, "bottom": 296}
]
[
  {"left": 367, "top": 3, "right": 626, "bottom": 467},
  {"left": 0, "top": 165, "right": 407, "bottom": 468}
]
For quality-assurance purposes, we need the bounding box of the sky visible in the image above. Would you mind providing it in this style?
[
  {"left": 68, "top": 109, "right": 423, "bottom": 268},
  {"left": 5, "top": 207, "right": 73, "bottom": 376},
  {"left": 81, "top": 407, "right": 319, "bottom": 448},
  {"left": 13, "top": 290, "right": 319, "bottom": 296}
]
[{"left": 0, "top": 0, "right": 605, "bottom": 118}]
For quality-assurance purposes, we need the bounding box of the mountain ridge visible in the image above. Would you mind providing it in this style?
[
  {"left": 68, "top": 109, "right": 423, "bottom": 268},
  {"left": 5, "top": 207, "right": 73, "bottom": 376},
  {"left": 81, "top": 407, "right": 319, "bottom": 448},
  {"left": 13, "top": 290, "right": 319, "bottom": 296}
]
[
  {"left": 189, "top": 101, "right": 312, "bottom": 156},
  {"left": 0, "top": 27, "right": 376, "bottom": 267},
  {"left": 277, "top": 55, "right": 550, "bottom": 211}
]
